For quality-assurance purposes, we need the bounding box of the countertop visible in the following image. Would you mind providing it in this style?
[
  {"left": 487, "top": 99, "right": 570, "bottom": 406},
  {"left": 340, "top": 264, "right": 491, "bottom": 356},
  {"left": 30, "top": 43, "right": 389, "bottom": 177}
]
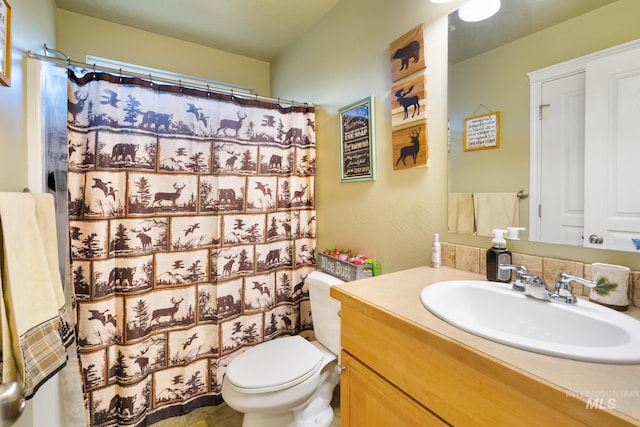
[{"left": 330, "top": 266, "right": 640, "bottom": 424}]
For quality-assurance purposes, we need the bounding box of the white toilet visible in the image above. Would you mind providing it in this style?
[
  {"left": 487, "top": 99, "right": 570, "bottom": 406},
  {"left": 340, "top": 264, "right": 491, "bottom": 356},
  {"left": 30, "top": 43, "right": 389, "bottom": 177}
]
[{"left": 221, "top": 271, "right": 344, "bottom": 427}]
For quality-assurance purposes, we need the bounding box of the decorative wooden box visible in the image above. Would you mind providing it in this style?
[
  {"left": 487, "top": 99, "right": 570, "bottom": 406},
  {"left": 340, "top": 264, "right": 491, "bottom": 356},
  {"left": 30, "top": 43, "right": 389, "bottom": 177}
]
[{"left": 317, "top": 253, "right": 373, "bottom": 282}]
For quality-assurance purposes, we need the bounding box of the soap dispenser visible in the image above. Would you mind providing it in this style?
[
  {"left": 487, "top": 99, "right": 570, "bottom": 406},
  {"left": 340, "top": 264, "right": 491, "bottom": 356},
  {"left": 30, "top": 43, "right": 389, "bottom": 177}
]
[{"left": 486, "top": 229, "right": 512, "bottom": 282}]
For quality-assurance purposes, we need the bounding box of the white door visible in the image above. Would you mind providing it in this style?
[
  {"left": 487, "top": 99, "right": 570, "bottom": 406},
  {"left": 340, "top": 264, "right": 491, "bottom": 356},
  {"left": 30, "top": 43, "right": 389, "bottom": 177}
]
[
  {"left": 584, "top": 47, "right": 640, "bottom": 252},
  {"left": 539, "top": 72, "right": 586, "bottom": 245}
]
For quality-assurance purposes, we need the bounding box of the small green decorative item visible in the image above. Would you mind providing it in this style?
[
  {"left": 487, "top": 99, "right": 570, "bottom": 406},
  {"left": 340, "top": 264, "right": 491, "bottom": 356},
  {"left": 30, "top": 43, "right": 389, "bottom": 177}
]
[{"left": 365, "top": 258, "right": 381, "bottom": 276}]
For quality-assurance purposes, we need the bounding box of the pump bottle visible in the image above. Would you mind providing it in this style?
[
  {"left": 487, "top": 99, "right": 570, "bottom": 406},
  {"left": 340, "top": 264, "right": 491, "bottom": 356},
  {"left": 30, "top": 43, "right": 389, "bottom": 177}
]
[{"left": 486, "top": 229, "right": 512, "bottom": 282}]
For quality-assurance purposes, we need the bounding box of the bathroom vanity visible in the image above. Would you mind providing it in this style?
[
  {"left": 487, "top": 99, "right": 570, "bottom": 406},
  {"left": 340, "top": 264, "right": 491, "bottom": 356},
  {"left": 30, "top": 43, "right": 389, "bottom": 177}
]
[{"left": 330, "top": 266, "right": 640, "bottom": 426}]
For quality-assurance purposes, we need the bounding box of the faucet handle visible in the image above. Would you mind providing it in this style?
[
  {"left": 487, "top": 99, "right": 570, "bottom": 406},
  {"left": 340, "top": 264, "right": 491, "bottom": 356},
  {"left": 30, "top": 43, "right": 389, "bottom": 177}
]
[
  {"left": 552, "top": 273, "right": 596, "bottom": 304},
  {"left": 555, "top": 272, "right": 596, "bottom": 289},
  {"left": 498, "top": 263, "right": 528, "bottom": 275},
  {"left": 498, "top": 264, "right": 532, "bottom": 293}
]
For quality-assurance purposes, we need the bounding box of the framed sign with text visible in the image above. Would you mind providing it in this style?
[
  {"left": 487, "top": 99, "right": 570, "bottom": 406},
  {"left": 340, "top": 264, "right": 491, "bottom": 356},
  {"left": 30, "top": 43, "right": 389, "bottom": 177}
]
[
  {"left": 463, "top": 111, "right": 500, "bottom": 152},
  {"left": 338, "top": 96, "right": 376, "bottom": 182}
]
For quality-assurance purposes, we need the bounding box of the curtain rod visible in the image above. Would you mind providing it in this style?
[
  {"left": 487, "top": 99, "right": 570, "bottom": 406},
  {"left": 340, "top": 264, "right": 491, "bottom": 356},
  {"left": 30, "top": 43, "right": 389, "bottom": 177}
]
[{"left": 27, "top": 48, "right": 312, "bottom": 108}]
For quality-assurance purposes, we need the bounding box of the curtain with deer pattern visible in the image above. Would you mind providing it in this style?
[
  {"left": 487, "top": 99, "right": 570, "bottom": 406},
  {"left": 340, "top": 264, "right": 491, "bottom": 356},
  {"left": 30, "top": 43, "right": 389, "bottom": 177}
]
[{"left": 67, "top": 69, "right": 317, "bottom": 426}]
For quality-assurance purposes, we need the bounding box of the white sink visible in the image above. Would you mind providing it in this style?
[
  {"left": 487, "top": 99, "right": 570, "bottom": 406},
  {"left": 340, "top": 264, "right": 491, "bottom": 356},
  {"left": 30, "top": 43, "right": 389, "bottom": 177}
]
[{"left": 420, "top": 280, "right": 640, "bottom": 364}]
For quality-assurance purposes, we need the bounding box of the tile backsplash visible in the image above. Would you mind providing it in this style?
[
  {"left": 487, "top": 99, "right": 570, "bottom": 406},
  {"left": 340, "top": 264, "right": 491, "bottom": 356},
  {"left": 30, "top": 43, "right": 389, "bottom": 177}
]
[{"left": 441, "top": 242, "right": 640, "bottom": 309}]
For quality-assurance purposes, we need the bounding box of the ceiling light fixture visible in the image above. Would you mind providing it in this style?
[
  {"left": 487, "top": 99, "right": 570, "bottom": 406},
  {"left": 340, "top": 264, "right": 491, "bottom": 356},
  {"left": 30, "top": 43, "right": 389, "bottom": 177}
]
[{"left": 458, "top": 0, "right": 501, "bottom": 22}]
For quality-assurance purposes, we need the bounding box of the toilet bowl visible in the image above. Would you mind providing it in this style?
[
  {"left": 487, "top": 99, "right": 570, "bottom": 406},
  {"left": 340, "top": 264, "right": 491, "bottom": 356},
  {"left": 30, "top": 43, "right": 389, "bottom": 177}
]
[{"left": 221, "top": 271, "right": 343, "bottom": 427}]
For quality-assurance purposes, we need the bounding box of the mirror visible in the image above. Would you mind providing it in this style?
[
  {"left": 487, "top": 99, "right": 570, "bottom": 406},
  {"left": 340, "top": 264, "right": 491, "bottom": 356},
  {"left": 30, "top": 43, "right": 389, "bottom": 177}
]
[{"left": 447, "top": 0, "right": 634, "bottom": 243}]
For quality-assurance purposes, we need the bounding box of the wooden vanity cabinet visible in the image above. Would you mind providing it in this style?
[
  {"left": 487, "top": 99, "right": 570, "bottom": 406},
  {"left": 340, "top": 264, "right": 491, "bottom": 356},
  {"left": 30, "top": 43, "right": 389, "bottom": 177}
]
[{"left": 335, "top": 293, "right": 635, "bottom": 427}]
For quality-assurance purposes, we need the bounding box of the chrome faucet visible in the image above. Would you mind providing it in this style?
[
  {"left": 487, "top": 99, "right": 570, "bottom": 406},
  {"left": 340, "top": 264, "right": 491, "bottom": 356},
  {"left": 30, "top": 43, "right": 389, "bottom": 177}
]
[{"left": 498, "top": 264, "right": 596, "bottom": 305}]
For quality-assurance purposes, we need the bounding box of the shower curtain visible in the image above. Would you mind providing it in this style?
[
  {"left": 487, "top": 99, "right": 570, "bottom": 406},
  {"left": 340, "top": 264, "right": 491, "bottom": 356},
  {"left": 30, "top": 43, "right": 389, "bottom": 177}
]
[{"left": 66, "top": 69, "right": 317, "bottom": 426}]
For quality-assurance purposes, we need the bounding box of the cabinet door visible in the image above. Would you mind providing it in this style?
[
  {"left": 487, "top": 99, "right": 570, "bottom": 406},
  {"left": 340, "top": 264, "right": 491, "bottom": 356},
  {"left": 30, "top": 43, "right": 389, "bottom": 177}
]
[
  {"left": 340, "top": 351, "right": 447, "bottom": 427},
  {"left": 585, "top": 47, "right": 640, "bottom": 252}
]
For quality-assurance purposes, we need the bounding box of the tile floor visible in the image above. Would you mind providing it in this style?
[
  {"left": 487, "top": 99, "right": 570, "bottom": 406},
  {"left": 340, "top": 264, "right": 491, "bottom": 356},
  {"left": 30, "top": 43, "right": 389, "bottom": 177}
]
[{"left": 150, "top": 386, "right": 340, "bottom": 427}]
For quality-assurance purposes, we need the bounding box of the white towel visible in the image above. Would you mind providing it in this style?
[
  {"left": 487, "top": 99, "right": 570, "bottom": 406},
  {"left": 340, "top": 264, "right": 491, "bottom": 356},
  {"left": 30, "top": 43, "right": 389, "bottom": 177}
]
[
  {"left": 0, "top": 193, "right": 73, "bottom": 398},
  {"left": 447, "top": 193, "right": 475, "bottom": 235},
  {"left": 473, "top": 193, "right": 519, "bottom": 237}
]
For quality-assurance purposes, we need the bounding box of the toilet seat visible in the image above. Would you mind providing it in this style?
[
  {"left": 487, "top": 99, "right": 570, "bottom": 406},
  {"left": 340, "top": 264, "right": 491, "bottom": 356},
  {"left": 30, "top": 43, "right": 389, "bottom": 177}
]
[{"left": 225, "top": 336, "right": 324, "bottom": 394}]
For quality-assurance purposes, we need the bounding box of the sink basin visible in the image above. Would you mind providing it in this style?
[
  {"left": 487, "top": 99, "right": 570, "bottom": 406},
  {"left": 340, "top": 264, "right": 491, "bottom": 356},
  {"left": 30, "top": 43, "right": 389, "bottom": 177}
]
[{"left": 420, "top": 280, "right": 640, "bottom": 364}]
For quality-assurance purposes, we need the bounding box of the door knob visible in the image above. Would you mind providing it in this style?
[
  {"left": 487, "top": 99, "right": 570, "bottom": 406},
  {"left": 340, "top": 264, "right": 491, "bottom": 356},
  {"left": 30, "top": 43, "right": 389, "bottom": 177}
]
[{"left": 588, "top": 234, "right": 604, "bottom": 244}]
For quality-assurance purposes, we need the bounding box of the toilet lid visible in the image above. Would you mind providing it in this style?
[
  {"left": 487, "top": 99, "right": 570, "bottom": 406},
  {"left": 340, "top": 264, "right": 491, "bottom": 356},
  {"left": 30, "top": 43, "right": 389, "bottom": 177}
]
[{"left": 226, "top": 336, "right": 324, "bottom": 392}]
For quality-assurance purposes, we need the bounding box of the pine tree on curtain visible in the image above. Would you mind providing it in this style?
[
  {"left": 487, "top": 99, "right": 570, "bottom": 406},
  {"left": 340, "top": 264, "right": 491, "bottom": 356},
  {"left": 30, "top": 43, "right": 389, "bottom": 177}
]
[{"left": 66, "top": 69, "right": 317, "bottom": 426}]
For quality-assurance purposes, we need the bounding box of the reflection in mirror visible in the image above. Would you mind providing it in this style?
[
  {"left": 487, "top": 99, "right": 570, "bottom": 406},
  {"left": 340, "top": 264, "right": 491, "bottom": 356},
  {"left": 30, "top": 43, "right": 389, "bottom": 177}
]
[{"left": 447, "top": 0, "right": 639, "bottom": 243}]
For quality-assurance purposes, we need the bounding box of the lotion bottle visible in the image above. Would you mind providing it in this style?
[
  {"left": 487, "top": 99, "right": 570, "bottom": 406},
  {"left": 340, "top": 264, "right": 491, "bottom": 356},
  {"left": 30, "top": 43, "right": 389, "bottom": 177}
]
[
  {"left": 486, "top": 229, "right": 511, "bottom": 282},
  {"left": 432, "top": 233, "right": 441, "bottom": 269}
]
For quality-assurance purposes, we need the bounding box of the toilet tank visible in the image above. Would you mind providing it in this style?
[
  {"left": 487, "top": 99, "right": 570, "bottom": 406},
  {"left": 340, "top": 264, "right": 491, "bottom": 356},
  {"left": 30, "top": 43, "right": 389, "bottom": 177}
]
[{"left": 306, "top": 271, "right": 343, "bottom": 355}]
